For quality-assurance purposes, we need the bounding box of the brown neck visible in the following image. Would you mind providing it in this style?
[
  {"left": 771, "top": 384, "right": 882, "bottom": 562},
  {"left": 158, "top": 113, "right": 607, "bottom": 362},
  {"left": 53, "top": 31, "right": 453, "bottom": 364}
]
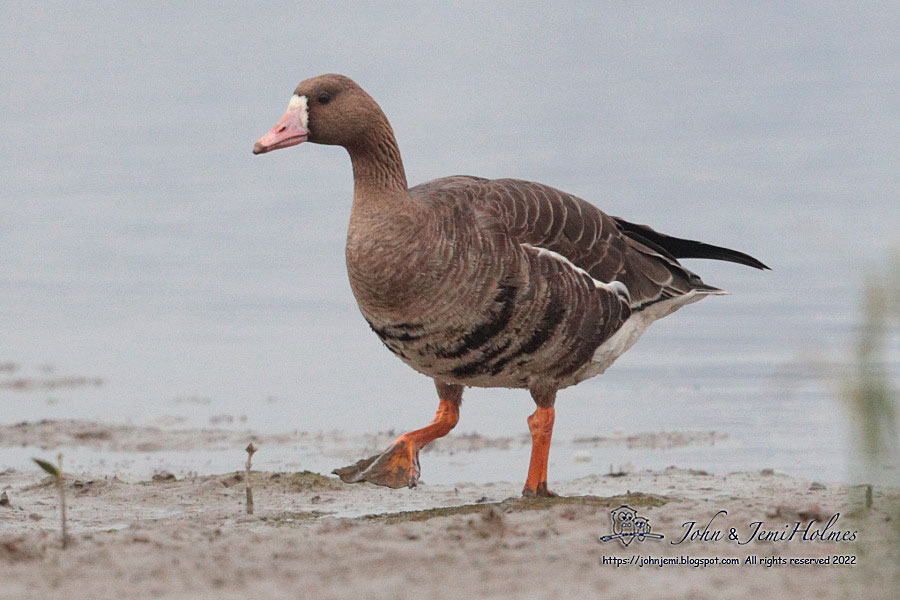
[{"left": 347, "top": 114, "right": 408, "bottom": 204}]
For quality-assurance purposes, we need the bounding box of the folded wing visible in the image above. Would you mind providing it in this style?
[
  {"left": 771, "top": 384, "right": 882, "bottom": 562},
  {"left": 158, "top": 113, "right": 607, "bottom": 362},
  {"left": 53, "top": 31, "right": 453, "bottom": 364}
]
[{"left": 412, "top": 176, "right": 766, "bottom": 311}]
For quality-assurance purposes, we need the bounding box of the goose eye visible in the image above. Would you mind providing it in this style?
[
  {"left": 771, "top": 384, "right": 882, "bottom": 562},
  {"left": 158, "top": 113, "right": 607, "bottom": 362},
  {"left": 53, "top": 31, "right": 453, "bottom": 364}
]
[{"left": 318, "top": 92, "right": 332, "bottom": 104}]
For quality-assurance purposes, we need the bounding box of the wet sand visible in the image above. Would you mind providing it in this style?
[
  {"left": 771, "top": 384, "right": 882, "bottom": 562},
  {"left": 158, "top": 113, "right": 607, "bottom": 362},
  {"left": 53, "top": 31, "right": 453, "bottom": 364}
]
[{"left": 1, "top": 420, "right": 898, "bottom": 599}]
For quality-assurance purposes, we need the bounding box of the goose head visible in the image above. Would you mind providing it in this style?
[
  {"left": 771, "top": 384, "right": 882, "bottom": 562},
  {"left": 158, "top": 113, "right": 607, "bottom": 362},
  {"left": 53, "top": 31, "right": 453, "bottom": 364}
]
[{"left": 253, "top": 74, "right": 382, "bottom": 154}]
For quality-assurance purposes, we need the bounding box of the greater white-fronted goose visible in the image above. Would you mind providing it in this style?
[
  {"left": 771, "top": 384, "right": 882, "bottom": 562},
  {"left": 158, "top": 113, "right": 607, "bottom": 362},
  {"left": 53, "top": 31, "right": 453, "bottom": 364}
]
[{"left": 253, "top": 74, "right": 769, "bottom": 496}]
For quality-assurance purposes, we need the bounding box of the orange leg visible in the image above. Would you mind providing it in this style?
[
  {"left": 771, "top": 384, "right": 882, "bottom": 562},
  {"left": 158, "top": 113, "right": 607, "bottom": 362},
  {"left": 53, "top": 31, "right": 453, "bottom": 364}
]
[
  {"left": 523, "top": 403, "right": 557, "bottom": 497},
  {"left": 333, "top": 381, "right": 461, "bottom": 488}
]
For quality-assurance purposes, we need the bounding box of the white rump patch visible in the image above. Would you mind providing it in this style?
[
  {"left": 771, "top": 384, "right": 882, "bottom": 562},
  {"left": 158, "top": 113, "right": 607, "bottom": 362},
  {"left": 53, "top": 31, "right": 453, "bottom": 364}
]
[
  {"left": 288, "top": 94, "right": 309, "bottom": 128},
  {"left": 522, "top": 243, "right": 631, "bottom": 302},
  {"left": 580, "top": 289, "right": 708, "bottom": 381}
]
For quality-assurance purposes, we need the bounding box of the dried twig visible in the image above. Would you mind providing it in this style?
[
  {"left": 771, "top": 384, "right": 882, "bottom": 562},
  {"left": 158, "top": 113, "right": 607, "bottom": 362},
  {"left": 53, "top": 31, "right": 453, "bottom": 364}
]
[{"left": 245, "top": 443, "right": 257, "bottom": 515}]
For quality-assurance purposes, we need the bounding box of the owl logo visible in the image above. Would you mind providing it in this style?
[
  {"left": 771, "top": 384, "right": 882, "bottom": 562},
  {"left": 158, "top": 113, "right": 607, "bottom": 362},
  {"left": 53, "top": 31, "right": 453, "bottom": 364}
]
[
  {"left": 633, "top": 516, "right": 655, "bottom": 541},
  {"left": 598, "top": 505, "right": 664, "bottom": 547}
]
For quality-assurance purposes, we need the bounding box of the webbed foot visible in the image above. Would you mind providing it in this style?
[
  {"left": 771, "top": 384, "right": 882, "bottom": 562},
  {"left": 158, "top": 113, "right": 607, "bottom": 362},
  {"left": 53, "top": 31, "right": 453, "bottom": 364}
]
[
  {"left": 333, "top": 437, "right": 420, "bottom": 489},
  {"left": 522, "top": 481, "right": 558, "bottom": 498}
]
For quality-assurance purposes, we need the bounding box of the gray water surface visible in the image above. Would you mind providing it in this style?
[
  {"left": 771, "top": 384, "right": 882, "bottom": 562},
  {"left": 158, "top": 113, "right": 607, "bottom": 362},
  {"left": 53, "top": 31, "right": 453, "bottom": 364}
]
[{"left": 2, "top": 3, "right": 899, "bottom": 484}]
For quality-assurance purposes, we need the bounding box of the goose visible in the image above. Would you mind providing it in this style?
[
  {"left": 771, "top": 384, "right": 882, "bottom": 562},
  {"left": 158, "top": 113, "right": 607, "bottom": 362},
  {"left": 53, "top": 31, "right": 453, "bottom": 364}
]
[{"left": 253, "top": 74, "right": 769, "bottom": 496}]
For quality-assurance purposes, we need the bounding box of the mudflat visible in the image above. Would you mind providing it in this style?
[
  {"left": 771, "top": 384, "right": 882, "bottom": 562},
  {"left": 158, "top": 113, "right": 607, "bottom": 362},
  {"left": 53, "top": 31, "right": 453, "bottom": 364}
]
[{"left": 1, "top": 420, "right": 897, "bottom": 599}]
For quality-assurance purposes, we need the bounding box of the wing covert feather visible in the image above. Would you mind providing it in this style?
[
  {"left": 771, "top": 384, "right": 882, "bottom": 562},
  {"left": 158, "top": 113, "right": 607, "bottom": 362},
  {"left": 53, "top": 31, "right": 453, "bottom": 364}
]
[{"left": 410, "top": 177, "right": 706, "bottom": 309}]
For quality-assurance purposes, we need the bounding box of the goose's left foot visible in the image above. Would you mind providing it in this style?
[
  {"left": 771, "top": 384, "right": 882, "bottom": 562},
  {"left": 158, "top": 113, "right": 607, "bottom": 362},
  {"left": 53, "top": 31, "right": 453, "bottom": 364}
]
[
  {"left": 522, "top": 394, "right": 558, "bottom": 497},
  {"left": 523, "top": 481, "right": 558, "bottom": 498},
  {"left": 333, "top": 383, "right": 462, "bottom": 489}
]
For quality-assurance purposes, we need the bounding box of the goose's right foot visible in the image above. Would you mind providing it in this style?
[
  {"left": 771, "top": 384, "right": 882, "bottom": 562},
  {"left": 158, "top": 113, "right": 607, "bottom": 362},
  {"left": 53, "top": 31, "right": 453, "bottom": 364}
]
[
  {"left": 333, "top": 384, "right": 462, "bottom": 489},
  {"left": 333, "top": 438, "right": 420, "bottom": 489}
]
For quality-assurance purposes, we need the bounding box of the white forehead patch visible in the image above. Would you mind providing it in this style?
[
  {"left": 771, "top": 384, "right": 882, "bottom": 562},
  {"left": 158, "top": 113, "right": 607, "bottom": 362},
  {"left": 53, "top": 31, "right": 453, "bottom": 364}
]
[{"left": 287, "top": 94, "right": 309, "bottom": 128}]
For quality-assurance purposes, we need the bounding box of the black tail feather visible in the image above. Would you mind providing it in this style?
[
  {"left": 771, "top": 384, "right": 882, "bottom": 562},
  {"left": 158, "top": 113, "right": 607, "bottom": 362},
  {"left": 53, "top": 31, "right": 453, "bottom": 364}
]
[{"left": 613, "top": 217, "right": 771, "bottom": 271}]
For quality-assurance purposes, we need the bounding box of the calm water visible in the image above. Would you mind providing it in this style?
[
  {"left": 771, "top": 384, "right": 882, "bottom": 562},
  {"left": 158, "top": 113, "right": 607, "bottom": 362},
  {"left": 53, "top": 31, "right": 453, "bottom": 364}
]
[{"left": 2, "top": 3, "right": 899, "bottom": 484}]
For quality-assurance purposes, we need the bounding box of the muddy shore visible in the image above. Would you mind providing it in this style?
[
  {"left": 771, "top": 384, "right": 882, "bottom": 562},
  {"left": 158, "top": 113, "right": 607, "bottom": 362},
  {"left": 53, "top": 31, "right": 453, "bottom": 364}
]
[{"left": 1, "top": 420, "right": 897, "bottom": 599}]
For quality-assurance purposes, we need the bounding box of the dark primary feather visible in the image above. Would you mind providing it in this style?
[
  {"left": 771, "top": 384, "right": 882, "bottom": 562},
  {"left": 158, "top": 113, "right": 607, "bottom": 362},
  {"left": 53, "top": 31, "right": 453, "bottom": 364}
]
[{"left": 612, "top": 218, "right": 771, "bottom": 270}]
